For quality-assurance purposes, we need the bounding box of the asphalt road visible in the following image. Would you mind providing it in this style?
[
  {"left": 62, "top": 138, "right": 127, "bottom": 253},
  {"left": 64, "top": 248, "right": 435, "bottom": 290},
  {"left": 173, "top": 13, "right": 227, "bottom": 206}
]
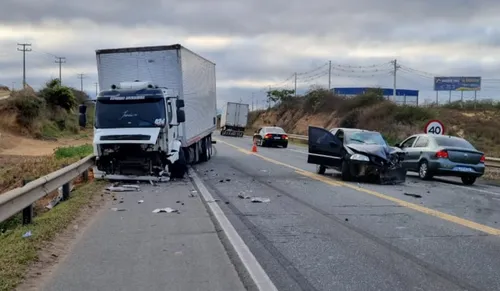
[
  {"left": 193, "top": 133, "right": 500, "bottom": 291},
  {"left": 40, "top": 180, "right": 246, "bottom": 291}
]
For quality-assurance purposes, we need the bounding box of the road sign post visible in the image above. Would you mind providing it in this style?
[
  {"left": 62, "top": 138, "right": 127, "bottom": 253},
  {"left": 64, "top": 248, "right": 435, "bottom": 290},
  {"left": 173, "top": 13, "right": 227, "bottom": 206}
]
[{"left": 424, "top": 120, "right": 445, "bottom": 135}]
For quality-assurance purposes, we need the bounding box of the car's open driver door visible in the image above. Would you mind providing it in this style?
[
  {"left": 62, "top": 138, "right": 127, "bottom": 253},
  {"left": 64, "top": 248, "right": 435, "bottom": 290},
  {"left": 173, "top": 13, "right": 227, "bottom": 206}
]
[{"left": 307, "top": 126, "right": 342, "bottom": 167}]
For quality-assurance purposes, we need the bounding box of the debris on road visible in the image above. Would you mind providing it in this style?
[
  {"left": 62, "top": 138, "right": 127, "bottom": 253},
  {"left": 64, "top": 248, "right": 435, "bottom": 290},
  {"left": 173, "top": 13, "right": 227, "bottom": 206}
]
[
  {"left": 251, "top": 197, "right": 271, "bottom": 203},
  {"left": 105, "top": 183, "right": 140, "bottom": 192},
  {"left": 404, "top": 193, "right": 422, "bottom": 198},
  {"left": 238, "top": 193, "right": 251, "bottom": 199},
  {"left": 206, "top": 199, "right": 220, "bottom": 203},
  {"left": 152, "top": 207, "right": 179, "bottom": 213},
  {"left": 110, "top": 208, "right": 127, "bottom": 211},
  {"left": 138, "top": 200, "right": 144, "bottom": 204}
]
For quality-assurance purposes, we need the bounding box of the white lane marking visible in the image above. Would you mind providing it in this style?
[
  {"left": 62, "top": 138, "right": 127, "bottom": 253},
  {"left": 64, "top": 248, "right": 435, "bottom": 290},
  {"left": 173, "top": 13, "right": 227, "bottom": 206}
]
[{"left": 189, "top": 168, "right": 278, "bottom": 291}]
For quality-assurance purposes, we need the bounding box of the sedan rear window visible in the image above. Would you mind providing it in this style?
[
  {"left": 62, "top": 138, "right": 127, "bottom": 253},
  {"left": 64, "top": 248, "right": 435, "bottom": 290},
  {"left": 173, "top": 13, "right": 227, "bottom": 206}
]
[
  {"left": 264, "top": 127, "right": 285, "bottom": 134},
  {"left": 434, "top": 136, "right": 475, "bottom": 149}
]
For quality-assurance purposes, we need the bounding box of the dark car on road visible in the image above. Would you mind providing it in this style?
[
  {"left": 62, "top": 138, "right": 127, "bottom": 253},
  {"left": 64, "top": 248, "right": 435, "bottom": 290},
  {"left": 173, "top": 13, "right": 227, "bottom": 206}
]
[
  {"left": 307, "top": 126, "right": 406, "bottom": 184},
  {"left": 253, "top": 126, "right": 289, "bottom": 148},
  {"left": 396, "top": 134, "right": 485, "bottom": 185}
]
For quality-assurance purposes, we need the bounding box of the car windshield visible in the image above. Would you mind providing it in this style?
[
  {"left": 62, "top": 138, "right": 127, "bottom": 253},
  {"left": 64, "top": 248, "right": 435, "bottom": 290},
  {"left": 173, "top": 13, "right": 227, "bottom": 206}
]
[
  {"left": 265, "top": 127, "right": 285, "bottom": 134},
  {"left": 345, "top": 131, "right": 387, "bottom": 145},
  {"left": 434, "top": 136, "right": 475, "bottom": 149},
  {"left": 95, "top": 97, "right": 166, "bottom": 128}
]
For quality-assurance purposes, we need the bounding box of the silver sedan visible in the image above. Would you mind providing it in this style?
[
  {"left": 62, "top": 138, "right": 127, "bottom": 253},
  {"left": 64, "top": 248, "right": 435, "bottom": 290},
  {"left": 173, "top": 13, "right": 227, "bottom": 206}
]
[{"left": 395, "top": 134, "right": 485, "bottom": 185}]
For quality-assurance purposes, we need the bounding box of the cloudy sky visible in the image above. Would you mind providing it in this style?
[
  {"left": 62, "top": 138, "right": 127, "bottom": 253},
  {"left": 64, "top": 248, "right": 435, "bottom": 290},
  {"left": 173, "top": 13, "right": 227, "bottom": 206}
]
[{"left": 2, "top": 0, "right": 500, "bottom": 109}]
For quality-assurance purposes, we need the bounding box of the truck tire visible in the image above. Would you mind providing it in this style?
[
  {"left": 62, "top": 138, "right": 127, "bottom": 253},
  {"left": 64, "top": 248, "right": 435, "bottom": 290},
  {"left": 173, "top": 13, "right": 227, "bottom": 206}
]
[
  {"left": 200, "top": 137, "right": 209, "bottom": 162},
  {"left": 170, "top": 148, "right": 187, "bottom": 179}
]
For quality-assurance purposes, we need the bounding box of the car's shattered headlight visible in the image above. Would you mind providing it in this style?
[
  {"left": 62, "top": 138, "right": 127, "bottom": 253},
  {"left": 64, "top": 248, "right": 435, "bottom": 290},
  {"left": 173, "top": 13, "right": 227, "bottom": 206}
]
[{"left": 351, "top": 154, "right": 370, "bottom": 161}]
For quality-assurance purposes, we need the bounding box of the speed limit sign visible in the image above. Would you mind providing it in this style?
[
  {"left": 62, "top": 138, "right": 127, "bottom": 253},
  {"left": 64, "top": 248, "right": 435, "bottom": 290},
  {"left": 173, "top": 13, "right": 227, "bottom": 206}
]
[{"left": 424, "top": 120, "right": 445, "bottom": 135}]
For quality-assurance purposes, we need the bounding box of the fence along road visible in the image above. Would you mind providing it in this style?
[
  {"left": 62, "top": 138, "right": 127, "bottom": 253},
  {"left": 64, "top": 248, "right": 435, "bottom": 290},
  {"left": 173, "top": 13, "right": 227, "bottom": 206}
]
[{"left": 0, "top": 155, "right": 94, "bottom": 224}]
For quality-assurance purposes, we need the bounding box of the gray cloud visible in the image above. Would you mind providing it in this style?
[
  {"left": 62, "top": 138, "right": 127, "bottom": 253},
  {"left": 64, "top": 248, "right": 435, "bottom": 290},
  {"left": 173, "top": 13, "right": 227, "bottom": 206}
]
[
  {"left": 2, "top": 0, "right": 500, "bottom": 107},
  {"left": 2, "top": 0, "right": 500, "bottom": 43}
]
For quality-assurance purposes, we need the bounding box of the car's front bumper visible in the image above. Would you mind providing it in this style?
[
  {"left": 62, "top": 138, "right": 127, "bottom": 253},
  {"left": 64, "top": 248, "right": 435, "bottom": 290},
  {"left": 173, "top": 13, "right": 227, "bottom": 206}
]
[{"left": 349, "top": 160, "right": 407, "bottom": 184}]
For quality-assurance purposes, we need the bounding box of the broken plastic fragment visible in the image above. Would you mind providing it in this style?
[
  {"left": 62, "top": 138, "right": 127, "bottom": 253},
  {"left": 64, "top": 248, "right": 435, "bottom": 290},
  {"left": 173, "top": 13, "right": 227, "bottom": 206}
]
[
  {"left": 152, "top": 207, "right": 179, "bottom": 213},
  {"left": 22, "top": 230, "right": 32, "bottom": 238},
  {"left": 251, "top": 197, "right": 271, "bottom": 203},
  {"left": 238, "top": 193, "right": 251, "bottom": 199},
  {"left": 110, "top": 207, "right": 127, "bottom": 211},
  {"left": 106, "top": 186, "right": 137, "bottom": 192},
  {"left": 138, "top": 200, "right": 144, "bottom": 204}
]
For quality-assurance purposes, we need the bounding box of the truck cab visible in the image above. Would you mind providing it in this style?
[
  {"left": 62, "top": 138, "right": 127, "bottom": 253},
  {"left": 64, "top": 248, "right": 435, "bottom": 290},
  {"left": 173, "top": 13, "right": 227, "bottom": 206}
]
[{"left": 93, "top": 80, "right": 187, "bottom": 178}]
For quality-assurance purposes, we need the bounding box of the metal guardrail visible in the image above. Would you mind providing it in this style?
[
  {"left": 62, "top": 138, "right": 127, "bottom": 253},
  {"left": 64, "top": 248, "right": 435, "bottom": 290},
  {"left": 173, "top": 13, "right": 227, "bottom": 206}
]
[
  {"left": 0, "top": 155, "right": 95, "bottom": 224},
  {"left": 286, "top": 134, "right": 500, "bottom": 168}
]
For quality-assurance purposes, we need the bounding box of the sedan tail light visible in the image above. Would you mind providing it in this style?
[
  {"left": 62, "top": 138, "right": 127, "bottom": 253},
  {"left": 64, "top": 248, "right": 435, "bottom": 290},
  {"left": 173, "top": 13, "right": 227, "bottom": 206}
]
[
  {"left": 480, "top": 155, "right": 485, "bottom": 163},
  {"left": 435, "top": 150, "right": 449, "bottom": 159},
  {"left": 282, "top": 135, "right": 288, "bottom": 139},
  {"left": 264, "top": 134, "right": 272, "bottom": 139}
]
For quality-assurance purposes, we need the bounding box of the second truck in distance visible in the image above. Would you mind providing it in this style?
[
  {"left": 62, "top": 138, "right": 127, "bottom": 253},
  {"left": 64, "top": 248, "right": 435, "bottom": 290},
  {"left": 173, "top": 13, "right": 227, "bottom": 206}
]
[{"left": 220, "top": 102, "right": 249, "bottom": 137}]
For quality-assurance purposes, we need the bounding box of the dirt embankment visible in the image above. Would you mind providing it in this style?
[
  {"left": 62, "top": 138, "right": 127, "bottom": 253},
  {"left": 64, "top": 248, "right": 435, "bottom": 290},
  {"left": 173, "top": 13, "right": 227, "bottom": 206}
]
[{"left": 247, "top": 89, "right": 500, "bottom": 157}]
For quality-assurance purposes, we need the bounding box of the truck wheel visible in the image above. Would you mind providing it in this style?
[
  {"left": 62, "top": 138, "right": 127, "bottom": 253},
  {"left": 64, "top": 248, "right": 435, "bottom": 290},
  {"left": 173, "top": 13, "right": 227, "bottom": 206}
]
[
  {"left": 200, "top": 137, "right": 210, "bottom": 162},
  {"left": 170, "top": 148, "right": 187, "bottom": 179}
]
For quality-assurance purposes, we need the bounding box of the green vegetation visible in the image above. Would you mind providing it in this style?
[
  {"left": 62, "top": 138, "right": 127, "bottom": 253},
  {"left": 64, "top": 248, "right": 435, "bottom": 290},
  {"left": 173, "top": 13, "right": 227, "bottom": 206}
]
[
  {"left": 54, "top": 144, "right": 93, "bottom": 159},
  {"left": 254, "top": 87, "right": 500, "bottom": 157},
  {"left": 0, "top": 181, "right": 105, "bottom": 291},
  {"left": 0, "top": 79, "right": 93, "bottom": 140}
]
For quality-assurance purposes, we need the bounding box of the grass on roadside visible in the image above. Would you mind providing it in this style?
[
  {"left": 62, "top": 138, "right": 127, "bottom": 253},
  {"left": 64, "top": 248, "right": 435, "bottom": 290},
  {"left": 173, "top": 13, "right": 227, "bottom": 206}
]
[
  {"left": 0, "top": 181, "right": 106, "bottom": 291},
  {"left": 0, "top": 144, "right": 93, "bottom": 193}
]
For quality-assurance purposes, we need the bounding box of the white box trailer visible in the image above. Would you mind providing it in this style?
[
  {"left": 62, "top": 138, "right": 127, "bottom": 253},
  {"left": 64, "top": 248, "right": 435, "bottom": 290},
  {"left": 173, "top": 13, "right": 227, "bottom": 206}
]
[
  {"left": 93, "top": 44, "right": 217, "bottom": 178},
  {"left": 220, "top": 102, "right": 249, "bottom": 137}
]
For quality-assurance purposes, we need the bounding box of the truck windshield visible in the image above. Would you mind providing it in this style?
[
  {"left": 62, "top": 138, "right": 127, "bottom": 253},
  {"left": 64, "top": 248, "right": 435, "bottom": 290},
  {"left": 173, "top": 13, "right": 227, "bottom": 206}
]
[{"left": 95, "top": 98, "right": 166, "bottom": 128}]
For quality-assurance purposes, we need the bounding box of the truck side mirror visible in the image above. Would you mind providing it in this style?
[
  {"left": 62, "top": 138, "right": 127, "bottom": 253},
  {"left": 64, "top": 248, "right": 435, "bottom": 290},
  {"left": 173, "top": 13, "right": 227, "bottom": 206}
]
[
  {"left": 176, "top": 100, "right": 185, "bottom": 108},
  {"left": 177, "top": 109, "right": 186, "bottom": 123}
]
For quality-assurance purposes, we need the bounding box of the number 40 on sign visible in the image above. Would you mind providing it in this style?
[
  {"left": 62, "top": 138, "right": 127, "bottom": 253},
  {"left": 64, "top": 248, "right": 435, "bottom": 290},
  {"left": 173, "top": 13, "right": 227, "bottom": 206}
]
[{"left": 424, "top": 119, "right": 445, "bottom": 135}]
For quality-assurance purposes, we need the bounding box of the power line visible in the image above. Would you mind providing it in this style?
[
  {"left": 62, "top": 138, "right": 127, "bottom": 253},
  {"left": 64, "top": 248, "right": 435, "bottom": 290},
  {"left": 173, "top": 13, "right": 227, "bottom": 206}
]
[
  {"left": 17, "top": 43, "right": 32, "bottom": 89},
  {"left": 55, "top": 57, "right": 66, "bottom": 84}
]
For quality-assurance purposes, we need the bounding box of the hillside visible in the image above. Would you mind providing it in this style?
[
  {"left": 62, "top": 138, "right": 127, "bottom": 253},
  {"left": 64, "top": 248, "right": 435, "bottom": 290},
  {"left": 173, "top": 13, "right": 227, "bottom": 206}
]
[{"left": 248, "top": 88, "right": 500, "bottom": 157}]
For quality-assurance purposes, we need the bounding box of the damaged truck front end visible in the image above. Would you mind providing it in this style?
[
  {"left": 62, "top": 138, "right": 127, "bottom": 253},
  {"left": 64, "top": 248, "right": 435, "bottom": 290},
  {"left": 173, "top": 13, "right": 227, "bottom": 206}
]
[{"left": 93, "top": 84, "right": 184, "bottom": 180}]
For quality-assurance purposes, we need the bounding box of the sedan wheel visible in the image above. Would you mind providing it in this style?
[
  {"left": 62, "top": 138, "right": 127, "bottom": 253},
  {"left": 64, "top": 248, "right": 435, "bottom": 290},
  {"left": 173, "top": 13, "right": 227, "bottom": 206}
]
[
  {"left": 418, "top": 161, "right": 432, "bottom": 180},
  {"left": 316, "top": 165, "right": 326, "bottom": 175},
  {"left": 461, "top": 176, "right": 476, "bottom": 185}
]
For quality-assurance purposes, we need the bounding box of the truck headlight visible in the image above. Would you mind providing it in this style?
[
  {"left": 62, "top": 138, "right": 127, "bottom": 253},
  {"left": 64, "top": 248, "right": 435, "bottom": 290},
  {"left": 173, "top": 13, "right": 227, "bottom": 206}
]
[{"left": 350, "top": 154, "right": 369, "bottom": 161}]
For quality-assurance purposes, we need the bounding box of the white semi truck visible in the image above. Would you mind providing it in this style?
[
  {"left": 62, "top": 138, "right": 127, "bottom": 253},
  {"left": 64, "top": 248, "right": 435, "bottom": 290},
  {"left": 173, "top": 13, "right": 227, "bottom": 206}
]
[
  {"left": 220, "top": 102, "right": 249, "bottom": 137},
  {"left": 93, "top": 44, "right": 217, "bottom": 179}
]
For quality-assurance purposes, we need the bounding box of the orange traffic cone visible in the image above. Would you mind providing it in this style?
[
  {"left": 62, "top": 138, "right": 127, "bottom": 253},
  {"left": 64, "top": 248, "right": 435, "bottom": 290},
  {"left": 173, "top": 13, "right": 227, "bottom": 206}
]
[{"left": 251, "top": 140, "right": 258, "bottom": 152}]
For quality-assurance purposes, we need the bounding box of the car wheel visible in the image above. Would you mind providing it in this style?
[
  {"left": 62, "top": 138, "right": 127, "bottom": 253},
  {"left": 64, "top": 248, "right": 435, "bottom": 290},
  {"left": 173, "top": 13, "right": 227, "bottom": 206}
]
[
  {"left": 316, "top": 165, "right": 326, "bottom": 175},
  {"left": 461, "top": 176, "right": 476, "bottom": 185},
  {"left": 418, "top": 161, "right": 433, "bottom": 180},
  {"left": 283, "top": 143, "right": 288, "bottom": 148},
  {"left": 341, "top": 160, "right": 352, "bottom": 181}
]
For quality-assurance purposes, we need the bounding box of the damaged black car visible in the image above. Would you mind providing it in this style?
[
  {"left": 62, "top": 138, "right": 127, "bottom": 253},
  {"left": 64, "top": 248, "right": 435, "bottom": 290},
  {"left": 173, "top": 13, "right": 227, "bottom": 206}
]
[{"left": 307, "top": 126, "right": 407, "bottom": 184}]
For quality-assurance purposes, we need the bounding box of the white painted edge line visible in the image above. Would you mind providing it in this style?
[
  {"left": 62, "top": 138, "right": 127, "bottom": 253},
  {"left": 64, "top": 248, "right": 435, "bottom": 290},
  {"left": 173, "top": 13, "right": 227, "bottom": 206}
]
[{"left": 189, "top": 168, "right": 278, "bottom": 291}]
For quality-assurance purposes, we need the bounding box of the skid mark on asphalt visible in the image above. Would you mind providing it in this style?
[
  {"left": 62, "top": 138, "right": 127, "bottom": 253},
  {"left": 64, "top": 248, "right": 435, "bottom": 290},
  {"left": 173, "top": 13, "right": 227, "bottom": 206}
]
[{"left": 216, "top": 139, "right": 500, "bottom": 236}]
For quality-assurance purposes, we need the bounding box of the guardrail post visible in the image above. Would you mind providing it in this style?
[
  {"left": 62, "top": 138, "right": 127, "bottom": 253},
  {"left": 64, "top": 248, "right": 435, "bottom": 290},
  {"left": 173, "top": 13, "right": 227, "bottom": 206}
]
[
  {"left": 82, "top": 169, "right": 89, "bottom": 182},
  {"left": 62, "top": 182, "right": 71, "bottom": 201},
  {"left": 22, "top": 179, "right": 33, "bottom": 225}
]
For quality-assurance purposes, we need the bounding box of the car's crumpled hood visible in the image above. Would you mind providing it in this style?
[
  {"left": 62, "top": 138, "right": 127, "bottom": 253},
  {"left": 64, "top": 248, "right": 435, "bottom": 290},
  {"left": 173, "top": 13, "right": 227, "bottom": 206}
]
[{"left": 346, "top": 143, "right": 403, "bottom": 160}]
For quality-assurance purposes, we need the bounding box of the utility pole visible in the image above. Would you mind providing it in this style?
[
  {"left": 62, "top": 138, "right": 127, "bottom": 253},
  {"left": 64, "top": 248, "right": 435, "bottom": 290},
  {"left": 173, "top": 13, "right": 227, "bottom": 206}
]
[
  {"left": 251, "top": 92, "right": 254, "bottom": 111},
  {"left": 328, "top": 60, "right": 332, "bottom": 90},
  {"left": 294, "top": 72, "right": 297, "bottom": 97},
  {"left": 77, "top": 74, "right": 85, "bottom": 92},
  {"left": 17, "top": 43, "right": 32, "bottom": 89},
  {"left": 391, "top": 59, "right": 399, "bottom": 102},
  {"left": 268, "top": 85, "right": 271, "bottom": 109},
  {"left": 94, "top": 82, "right": 99, "bottom": 96},
  {"left": 55, "top": 57, "right": 66, "bottom": 84}
]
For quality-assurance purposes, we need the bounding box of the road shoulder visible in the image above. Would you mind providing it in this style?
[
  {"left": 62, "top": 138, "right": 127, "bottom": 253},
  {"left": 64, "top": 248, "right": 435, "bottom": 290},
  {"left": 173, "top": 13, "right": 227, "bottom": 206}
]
[{"left": 38, "top": 179, "right": 246, "bottom": 291}]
